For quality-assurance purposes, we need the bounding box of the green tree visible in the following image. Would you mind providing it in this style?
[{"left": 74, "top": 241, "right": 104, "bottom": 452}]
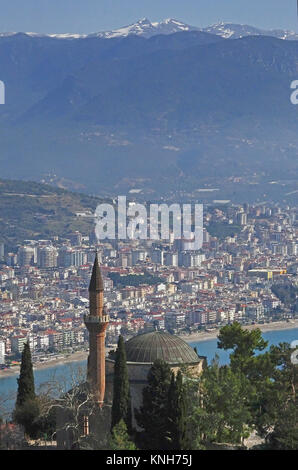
[
  {"left": 267, "top": 401, "right": 298, "bottom": 450},
  {"left": 218, "top": 324, "right": 287, "bottom": 435},
  {"left": 111, "top": 335, "right": 132, "bottom": 433},
  {"left": 135, "top": 359, "right": 172, "bottom": 450},
  {"left": 13, "top": 342, "right": 40, "bottom": 437},
  {"left": 13, "top": 399, "right": 40, "bottom": 438},
  {"left": 167, "top": 371, "right": 189, "bottom": 450},
  {"left": 109, "top": 419, "right": 137, "bottom": 450},
  {"left": 217, "top": 322, "right": 268, "bottom": 374},
  {"left": 198, "top": 361, "right": 253, "bottom": 445},
  {"left": 15, "top": 342, "right": 36, "bottom": 408},
  {"left": 181, "top": 373, "right": 208, "bottom": 449},
  {"left": 182, "top": 327, "right": 297, "bottom": 449},
  {"left": 256, "top": 343, "right": 298, "bottom": 447}
]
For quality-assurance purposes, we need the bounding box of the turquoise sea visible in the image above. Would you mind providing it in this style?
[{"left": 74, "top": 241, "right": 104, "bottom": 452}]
[
  {"left": 189, "top": 327, "right": 298, "bottom": 365},
  {"left": 1, "top": 327, "right": 297, "bottom": 415}
]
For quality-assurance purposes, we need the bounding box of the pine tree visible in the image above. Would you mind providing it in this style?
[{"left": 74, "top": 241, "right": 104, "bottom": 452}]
[
  {"left": 260, "top": 343, "right": 298, "bottom": 448},
  {"left": 199, "top": 363, "right": 252, "bottom": 444},
  {"left": 13, "top": 341, "right": 39, "bottom": 437},
  {"left": 217, "top": 322, "right": 268, "bottom": 374},
  {"left": 267, "top": 400, "right": 298, "bottom": 450},
  {"left": 111, "top": 335, "right": 132, "bottom": 433},
  {"left": 135, "top": 359, "right": 172, "bottom": 450}
]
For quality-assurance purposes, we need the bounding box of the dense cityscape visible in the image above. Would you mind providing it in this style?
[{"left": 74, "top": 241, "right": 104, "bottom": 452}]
[
  {"left": 0, "top": 202, "right": 297, "bottom": 369},
  {"left": 0, "top": 1, "right": 297, "bottom": 455}
]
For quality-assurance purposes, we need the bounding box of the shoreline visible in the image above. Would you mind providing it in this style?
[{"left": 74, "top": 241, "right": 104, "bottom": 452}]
[
  {"left": 180, "top": 319, "right": 298, "bottom": 343},
  {"left": 1, "top": 320, "right": 297, "bottom": 379},
  {"left": 0, "top": 350, "right": 89, "bottom": 379}
]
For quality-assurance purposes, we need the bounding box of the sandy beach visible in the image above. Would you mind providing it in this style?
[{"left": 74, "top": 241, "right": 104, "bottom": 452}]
[
  {"left": 0, "top": 350, "right": 89, "bottom": 379},
  {"left": 1, "top": 320, "right": 297, "bottom": 379},
  {"left": 179, "top": 319, "right": 298, "bottom": 343}
]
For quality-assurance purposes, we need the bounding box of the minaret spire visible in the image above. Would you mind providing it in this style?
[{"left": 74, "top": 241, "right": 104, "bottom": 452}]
[
  {"left": 88, "top": 252, "right": 105, "bottom": 318},
  {"left": 89, "top": 251, "right": 104, "bottom": 293},
  {"left": 84, "top": 253, "right": 109, "bottom": 406}
]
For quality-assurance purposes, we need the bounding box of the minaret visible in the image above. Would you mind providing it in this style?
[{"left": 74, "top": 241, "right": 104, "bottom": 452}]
[{"left": 84, "top": 253, "right": 109, "bottom": 406}]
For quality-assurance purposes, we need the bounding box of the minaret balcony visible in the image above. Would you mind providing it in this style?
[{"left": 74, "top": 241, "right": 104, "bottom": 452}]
[{"left": 84, "top": 314, "right": 110, "bottom": 324}]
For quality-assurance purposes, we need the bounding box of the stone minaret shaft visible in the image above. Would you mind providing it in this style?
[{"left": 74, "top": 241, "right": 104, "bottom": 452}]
[{"left": 84, "top": 253, "right": 109, "bottom": 406}]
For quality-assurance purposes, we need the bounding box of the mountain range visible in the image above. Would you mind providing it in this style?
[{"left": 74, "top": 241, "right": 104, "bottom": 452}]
[
  {"left": 0, "top": 19, "right": 297, "bottom": 202},
  {"left": 1, "top": 18, "right": 298, "bottom": 41}
]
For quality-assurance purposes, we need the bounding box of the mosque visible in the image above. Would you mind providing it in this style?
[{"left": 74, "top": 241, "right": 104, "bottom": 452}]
[
  {"left": 86, "top": 254, "right": 205, "bottom": 410},
  {"left": 57, "top": 254, "right": 205, "bottom": 448}
]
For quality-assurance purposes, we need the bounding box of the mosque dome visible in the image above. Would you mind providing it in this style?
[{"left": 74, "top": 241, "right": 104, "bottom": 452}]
[{"left": 124, "top": 331, "right": 199, "bottom": 365}]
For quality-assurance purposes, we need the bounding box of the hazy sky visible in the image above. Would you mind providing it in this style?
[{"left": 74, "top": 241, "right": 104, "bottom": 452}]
[{"left": 0, "top": 0, "right": 297, "bottom": 34}]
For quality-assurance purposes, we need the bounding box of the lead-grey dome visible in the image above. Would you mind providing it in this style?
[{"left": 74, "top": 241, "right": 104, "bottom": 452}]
[{"left": 124, "top": 331, "right": 199, "bottom": 364}]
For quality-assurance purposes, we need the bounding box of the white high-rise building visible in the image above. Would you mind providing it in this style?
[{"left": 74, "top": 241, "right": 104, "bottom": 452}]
[
  {"left": 0, "top": 340, "right": 6, "bottom": 364},
  {"left": 0, "top": 243, "right": 4, "bottom": 261},
  {"left": 38, "top": 246, "right": 58, "bottom": 268},
  {"left": 18, "top": 246, "right": 35, "bottom": 266}
]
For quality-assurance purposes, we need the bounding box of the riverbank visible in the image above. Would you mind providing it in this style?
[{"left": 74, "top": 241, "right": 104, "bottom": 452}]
[{"left": 179, "top": 319, "right": 298, "bottom": 343}]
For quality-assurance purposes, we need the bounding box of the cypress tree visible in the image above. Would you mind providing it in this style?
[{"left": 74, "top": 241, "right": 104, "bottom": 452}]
[
  {"left": 135, "top": 359, "right": 172, "bottom": 450},
  {"left": 167, "top": 371, "right": 189, "bottom": 450},
  {"left": 13, "top": 341, "right": 39, "bottom": 437},
  {"left": 167, "top": 372, "right": 177, "bottom": 447},
  {"left": 111, "top": 335, "right": 132, "bottom": 433},
  {"left": 15, "top": 341, "right": 36, "bottom": 408}
]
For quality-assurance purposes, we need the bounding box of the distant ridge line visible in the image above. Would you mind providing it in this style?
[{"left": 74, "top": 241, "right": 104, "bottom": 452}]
[{"left": 1, "top": 18, "right": 298, "bottom": 41}]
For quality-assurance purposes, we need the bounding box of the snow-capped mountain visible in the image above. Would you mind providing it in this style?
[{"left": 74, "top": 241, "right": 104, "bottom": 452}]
[
  {"left": 0, "top": 18, "right": 199, "bottom": 40},
  {"left": 92, "top": 18, "right": 199, "bottom": 39},
  {"left": 1, "top": 18, "right": 298, "bottom": 41},
  {"left": 202, "top": 22, "right": 298, "bottom": 41},
  {"left": 1, "top": 17, "right": 298, "bottom": 197}
]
